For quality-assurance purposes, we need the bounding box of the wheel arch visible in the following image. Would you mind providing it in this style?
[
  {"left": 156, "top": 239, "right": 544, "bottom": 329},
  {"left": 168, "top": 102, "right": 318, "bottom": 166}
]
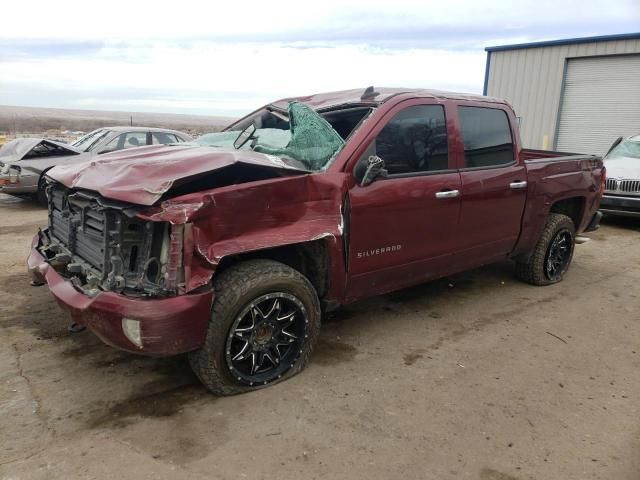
[
  {"left": 549, "top": 196, "right": 585, "bottom": 229},
  {"left": 215, "top": 239, "right": 332, "bottom": 300}
]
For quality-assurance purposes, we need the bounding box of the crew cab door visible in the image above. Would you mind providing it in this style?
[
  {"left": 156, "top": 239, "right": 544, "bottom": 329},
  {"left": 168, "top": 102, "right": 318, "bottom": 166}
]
[
  {"left": 452, "top": 105, "right": 527, "bottom": 266},
  {"left": 346, "top": 101, "right": 461, "bottom": 301}
]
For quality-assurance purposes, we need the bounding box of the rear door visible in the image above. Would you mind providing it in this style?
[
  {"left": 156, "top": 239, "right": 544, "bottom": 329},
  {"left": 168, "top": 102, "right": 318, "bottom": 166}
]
[
  {"left": 346, "top": 100, "right": 462, "bottom": 300},
  {"left": 452, "top": 105, "right": 527, "bottom": 266}
]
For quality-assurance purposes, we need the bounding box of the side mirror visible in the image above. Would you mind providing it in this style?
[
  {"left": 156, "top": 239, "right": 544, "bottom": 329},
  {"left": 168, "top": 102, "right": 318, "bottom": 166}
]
[
  {"left": 233, "top": 123, "right": 257, "bottom": 150},
  {"left": 605, "top": 136, "right": 623, "bottom": 157},
  {"left": 359, "top": 155, "right": 387, "bottom": 186}
]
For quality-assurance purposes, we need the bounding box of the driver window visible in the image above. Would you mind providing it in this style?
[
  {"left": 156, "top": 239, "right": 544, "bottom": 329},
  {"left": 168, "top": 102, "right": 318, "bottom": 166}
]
[{"left": 373, "top": 105, "right": 448, "bottom": 175}]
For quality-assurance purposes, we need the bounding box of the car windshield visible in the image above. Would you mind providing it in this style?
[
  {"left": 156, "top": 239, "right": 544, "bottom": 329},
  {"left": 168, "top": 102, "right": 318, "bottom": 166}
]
[
  {"left": 72, "top": 129, "right": 110, "bottom": 152},
  {"left": 607, "top": 138, "right": 640, "bottom": 160},
  {"left": 192, "top": 129, "right": 292, "bottom": 151},
  {"left": 222, "top": 102, "right": 372, "bottom": 171}
]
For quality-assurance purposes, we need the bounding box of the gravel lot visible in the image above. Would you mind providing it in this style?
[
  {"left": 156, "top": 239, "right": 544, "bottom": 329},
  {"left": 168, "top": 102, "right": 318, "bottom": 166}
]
[{"left": 1, "top": 192, "right": 639, "bottom": 480}]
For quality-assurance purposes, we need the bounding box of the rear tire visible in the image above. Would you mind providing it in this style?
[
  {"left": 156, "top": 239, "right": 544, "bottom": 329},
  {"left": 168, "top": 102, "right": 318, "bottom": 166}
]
[
  {"left": 189, "top": 259, "right": 321, "bottom": 395},
  {"left": 516, "top": 213, "right": 575, "bottom": 286}
]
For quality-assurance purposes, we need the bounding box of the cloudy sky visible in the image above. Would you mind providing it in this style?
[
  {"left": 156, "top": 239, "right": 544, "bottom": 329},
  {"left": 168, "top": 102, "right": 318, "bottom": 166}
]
[{"left": 1, "top": 0, "right": 638, "bottom": 116}]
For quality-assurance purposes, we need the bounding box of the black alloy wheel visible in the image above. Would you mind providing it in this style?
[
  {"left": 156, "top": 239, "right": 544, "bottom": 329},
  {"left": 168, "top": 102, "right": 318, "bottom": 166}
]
[
  {"left": 544, "top": 229, "right": 573, "bottom": 281},
  {"left": 226, "top": 292, "right": 308, "bottom": 386}
]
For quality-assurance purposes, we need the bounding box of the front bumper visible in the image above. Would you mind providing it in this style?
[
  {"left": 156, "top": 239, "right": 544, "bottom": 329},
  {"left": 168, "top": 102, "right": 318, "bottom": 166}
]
[
  {"left": 600, "top": 194, "right": 640, "bottom": 218},
  {"left": 27, "top": 234, "right": 213, "bottom": 356}
]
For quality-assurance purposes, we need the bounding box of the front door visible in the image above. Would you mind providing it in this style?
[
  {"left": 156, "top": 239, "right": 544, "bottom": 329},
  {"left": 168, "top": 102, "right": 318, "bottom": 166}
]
[{"left": 346, "top": 101, "right": 461, "bottom": 301}]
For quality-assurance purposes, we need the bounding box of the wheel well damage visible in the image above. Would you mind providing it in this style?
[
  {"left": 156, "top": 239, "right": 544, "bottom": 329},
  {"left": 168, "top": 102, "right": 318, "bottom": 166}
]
[
  {"left": 216, "top": 240, "right": 330, "bottom": 298},
  {"left": 550, "top": 197, "right": 585, "bottom": 229}
]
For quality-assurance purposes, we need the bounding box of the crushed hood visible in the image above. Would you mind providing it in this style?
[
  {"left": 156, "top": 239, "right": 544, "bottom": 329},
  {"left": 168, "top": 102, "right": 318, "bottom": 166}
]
[
  {"left": 0, "top": 137, "right": 81, "bottom": 162},
  {"left": 46, "top": 144, "right": 309, "bottom": 206}
]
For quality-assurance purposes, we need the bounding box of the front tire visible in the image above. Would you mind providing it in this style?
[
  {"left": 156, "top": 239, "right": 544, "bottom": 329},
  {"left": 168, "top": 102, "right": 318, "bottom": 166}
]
[
  {"left": 189, "top": 259, "right": 321, "bottom": 395},
  {"left": 515, "top": 213, "right": 575, "bottom": 286}
]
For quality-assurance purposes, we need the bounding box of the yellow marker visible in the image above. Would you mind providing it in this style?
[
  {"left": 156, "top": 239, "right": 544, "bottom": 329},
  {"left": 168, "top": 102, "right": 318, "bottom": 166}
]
[{"left": 542, "top": 135, "right": 549, "bottom": 150}]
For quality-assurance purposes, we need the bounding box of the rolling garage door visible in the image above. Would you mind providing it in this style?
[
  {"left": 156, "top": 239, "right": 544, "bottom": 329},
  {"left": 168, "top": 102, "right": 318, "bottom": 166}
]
[{"left": 556, "top": 54, "right": 640, "bottom": 155}]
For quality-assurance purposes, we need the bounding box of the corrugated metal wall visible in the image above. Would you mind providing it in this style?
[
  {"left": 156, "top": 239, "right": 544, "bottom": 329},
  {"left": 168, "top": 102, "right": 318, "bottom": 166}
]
[
  {"left": 486, "top": 38, "right": 640, "bottom": 150},
  {"left": 556, "top": 55, "right": 640, "bottom": 154}
]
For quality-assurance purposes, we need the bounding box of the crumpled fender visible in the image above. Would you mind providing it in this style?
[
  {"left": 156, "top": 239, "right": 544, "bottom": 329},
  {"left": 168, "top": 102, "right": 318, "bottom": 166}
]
[{"left": 138, "top": 173, "right": 348, "bottom": 293}]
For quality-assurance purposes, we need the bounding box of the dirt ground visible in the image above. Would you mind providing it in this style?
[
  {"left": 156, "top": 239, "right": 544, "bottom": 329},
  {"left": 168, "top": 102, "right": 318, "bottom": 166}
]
[{"left": 1, "top": 192, "right": 639, "bottom": 480}]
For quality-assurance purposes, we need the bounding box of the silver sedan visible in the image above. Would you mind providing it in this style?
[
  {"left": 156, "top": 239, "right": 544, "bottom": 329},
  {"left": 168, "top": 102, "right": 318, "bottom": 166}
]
[{"left": 0, "top": 126, "right": 192, "bottom": 204}]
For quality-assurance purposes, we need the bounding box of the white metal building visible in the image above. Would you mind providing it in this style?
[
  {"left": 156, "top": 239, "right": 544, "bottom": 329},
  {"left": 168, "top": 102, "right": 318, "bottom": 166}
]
[{"left": 484, "top": 33, "right": 640, "bottom": 155}]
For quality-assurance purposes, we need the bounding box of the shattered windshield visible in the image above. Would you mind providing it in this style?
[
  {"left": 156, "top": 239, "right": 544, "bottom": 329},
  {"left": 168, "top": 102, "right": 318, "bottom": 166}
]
[
  {"left": 253, "top": 103, "right": 345, "bottom": 170},
  {"left": 191, "top": 102, "right": 370, "bottom": 171},
  {"left": 193, "top": 129, "right": 292, "bottom": 151},
  {"left": 607, "top": 138, "right": 640, "bottom": 160},
  {"left": 231, "top": 102, "right": 371, "bottom": 171}
]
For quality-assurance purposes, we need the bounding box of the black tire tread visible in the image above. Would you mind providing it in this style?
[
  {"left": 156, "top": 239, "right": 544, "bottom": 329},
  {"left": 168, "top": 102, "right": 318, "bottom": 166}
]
[
  {"left": 189, "top": 259, "right": 321, "bottom": 395},
  {"left": 515, "top": 213, "right": 575, "bottom": 286}
]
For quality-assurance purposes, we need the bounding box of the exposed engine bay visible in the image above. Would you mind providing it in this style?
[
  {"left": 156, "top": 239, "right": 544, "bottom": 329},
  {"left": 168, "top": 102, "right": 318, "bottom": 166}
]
[{"left": 38, "top": 184, "right": 181, "bottom": 297}]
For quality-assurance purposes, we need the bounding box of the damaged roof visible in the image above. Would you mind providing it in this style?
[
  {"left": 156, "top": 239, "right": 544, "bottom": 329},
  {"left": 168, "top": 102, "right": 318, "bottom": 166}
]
[{"left": 270, "top": 87, "right": 507, "bottom": 111}]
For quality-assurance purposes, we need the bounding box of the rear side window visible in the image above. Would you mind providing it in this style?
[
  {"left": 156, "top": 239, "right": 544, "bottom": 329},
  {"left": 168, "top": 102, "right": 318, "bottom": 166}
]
[
  {"left": 374, "top": 105, "right": 448, "bottom": 175},
  {"left": 102, "top": 132, "right": 147, "bottom": 152},
  {"left": 151, "top": 132, "right": 179, "bottom": 144},
  {"left": 458, "top": 107, "right": 514, "bottom": 168}
]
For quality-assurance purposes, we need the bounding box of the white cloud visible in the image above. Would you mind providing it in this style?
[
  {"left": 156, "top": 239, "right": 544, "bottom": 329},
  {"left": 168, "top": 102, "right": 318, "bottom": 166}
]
[
  {"left": 0, "top": 42, "right": 485, "bottom": 114},
  {"left": 0, "top": 0, "right": 637, "bottom": 114},
  {"left": 2, "top": 0, "right": 637, "bottom": 41}
]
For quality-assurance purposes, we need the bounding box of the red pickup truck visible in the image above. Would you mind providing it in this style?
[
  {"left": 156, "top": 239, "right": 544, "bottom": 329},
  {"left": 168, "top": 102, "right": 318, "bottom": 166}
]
[{"left": 28, "top": 87, "right": 605, "bottom": 394}]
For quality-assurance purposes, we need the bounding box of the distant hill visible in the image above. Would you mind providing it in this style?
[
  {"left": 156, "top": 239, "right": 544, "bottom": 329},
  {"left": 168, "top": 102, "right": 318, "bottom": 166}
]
[{"left": 0, "top": 105, "right": 237, "bottom": 137}]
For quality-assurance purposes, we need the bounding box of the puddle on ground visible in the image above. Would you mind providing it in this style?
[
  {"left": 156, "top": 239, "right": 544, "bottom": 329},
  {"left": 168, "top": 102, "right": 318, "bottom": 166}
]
[
  {"left": 87, "top": 380, "right": 206, "bottom": 429},
  {"left": 313, "top": 337, "right": 358, "bottom": 366},
  {"left": 403, "top": 349, "right": 427, "bottom": 366}
]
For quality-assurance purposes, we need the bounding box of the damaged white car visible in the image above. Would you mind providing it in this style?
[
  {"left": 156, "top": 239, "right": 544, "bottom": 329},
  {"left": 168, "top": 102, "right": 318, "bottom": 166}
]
[{"left": 0, "top": 127, "right": 192, "bottom": 204}]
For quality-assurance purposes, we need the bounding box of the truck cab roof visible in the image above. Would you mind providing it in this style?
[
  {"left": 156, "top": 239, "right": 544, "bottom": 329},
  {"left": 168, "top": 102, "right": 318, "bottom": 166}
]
[{"left": 270, "top": 87, "right": 510, "bottom": 112}]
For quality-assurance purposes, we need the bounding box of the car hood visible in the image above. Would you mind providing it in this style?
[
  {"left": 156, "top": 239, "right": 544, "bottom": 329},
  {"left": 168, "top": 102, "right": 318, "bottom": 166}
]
[
  {"left": 47, "top": 144, "right": 309, "bottom": 206},
  {"left": 604, "top": 156, "right": 640, "bottom": 179},
  {"left": 0, "top": 138, "right": 82, "bottom": 163}
]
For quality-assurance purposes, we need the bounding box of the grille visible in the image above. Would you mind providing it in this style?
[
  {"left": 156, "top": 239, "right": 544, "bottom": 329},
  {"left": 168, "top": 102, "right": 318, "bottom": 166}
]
[
  {"left": 49, "top": 187, "right": 108, "bottom": 271},
  {"left": 605, "top": 178, "right": 618, "bottom": 191},
  {"left": 45, "top": 184, "right": 171, "bottom": 294},
  {"left": 620, "top": 180, "right": 640, "bottom": 193},
  {"left": 605, "top": 178, "right": 640, "bottom": 194}
]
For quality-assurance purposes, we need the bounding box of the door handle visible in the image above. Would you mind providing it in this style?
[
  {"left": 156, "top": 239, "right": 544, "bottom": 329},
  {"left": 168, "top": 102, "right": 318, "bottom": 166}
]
[
  {"left": 509, "top": 181, "right": 528, "bottom": 189},
  {"left": 435, "top": 189, "right": 460, "bottom": 199}
]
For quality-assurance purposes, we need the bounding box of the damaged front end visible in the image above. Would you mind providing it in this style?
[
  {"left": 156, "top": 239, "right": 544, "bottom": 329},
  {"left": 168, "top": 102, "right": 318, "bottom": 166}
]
[{"left": 36, "top": 183, "right": 189, "bottom": 298}]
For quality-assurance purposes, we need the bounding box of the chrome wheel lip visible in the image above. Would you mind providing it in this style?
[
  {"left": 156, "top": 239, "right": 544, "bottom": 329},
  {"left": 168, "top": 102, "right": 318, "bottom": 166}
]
[
  {"left": 225, "top": 292, "right": 308, "bottom": 386},
  {"left": 544, "top": 228, "right": 573, "bottom": 281}
]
